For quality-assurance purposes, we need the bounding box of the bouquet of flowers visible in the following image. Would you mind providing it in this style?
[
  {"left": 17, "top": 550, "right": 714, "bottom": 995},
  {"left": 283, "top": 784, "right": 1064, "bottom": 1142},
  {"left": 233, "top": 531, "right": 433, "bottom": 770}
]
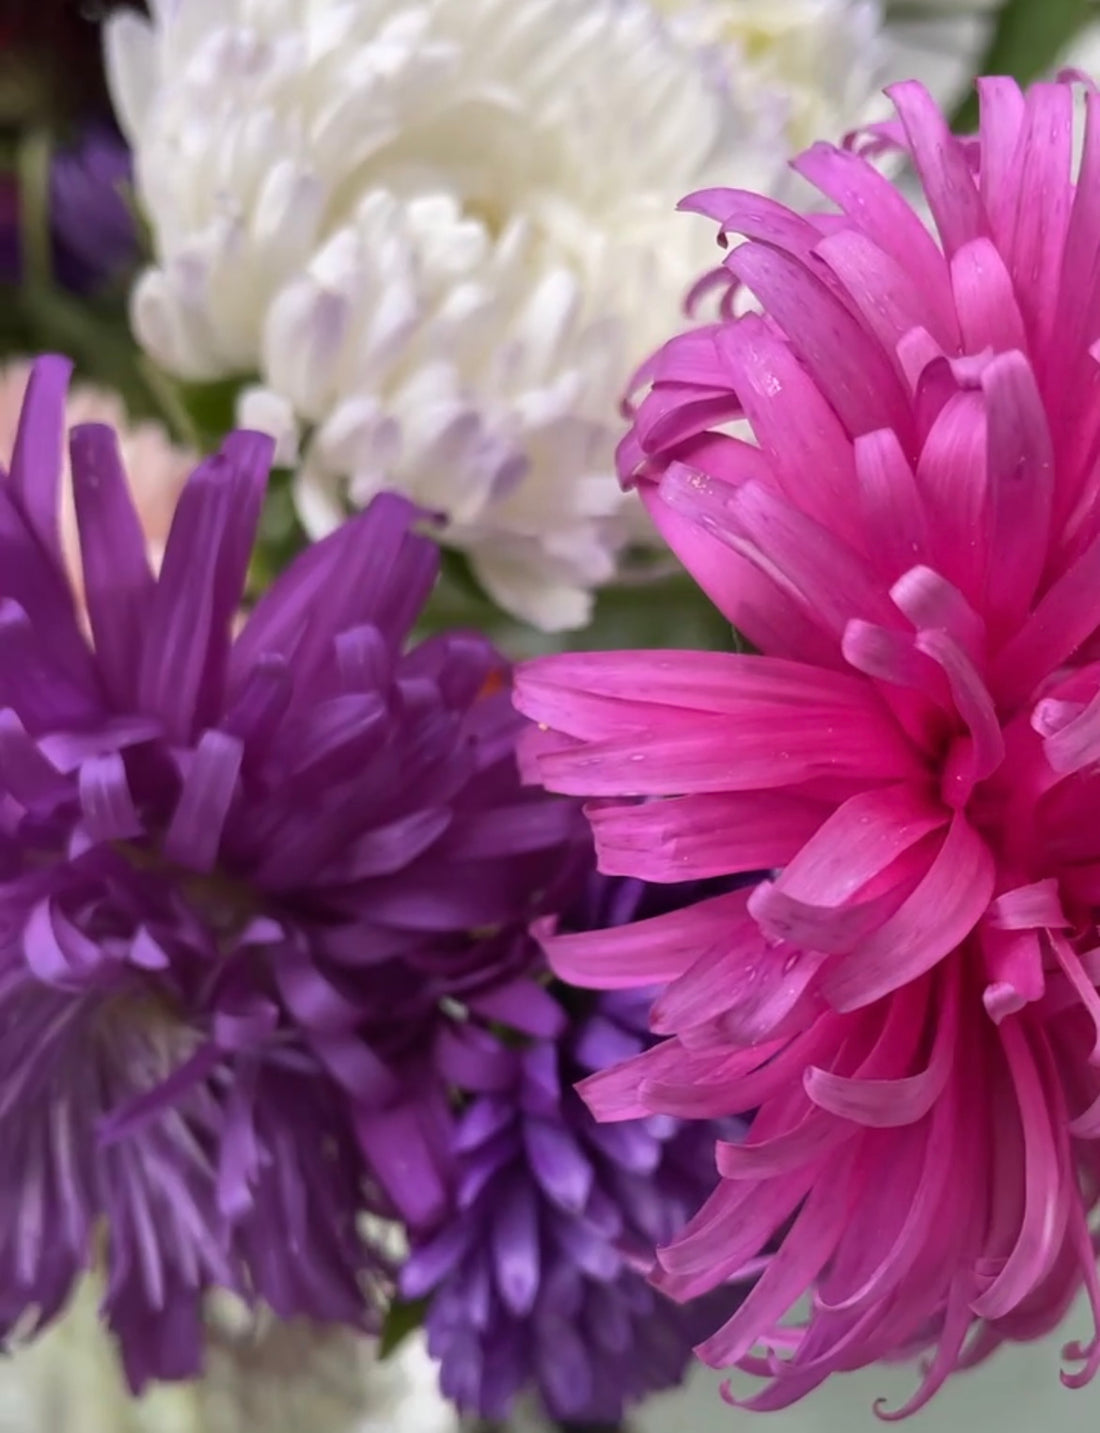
[{"left": 3, "top": 1, "right": 1100, "bottom": 1430}]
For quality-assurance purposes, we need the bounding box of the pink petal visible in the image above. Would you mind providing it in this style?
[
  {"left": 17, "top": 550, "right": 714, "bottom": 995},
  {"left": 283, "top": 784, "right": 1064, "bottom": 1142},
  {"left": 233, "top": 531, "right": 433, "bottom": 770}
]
[
  {"left": 982, "top": 928, "right": 1046, "bottom": 1023},
  {"left": 692, "top": 1155, "right": 854, "bottom": 1365},
  {"left": 653, "top": 933, "right": 829, "bottom": 1045},
  {"left": 659, "top": 468, "right": 898, "bottom": 641},
  {"left": 914, "top": 628, "right": 1004, "bottom": 786},
  {"left": 792, "top": 142, "right": 958, "bottom": 350},
  {"left": 950, "top": 238, "right": 1028, "bottom": 354},
  {"left": 972, "top": 1021, "right": 1065, "bottom": 1319},
  {"left": 526, "top": 712, "right": 920, "bottom": 798},
  {"left": 913, "top": 392, "right": 991, "bottom": 608},
  {"left": 536, "top": 888, "right": 751, "bottom": 991},
  {"left": 824, "top": 815, "right": 995, "bottom": 1010},
  {"left": 639, "top": 482, "right": 842, "bottom": 668},
  {"left": 890, "top": 565, "right": 986, "bottom": 665},
  {"left": 853, "top": 429, "right": 930, "bottom": 584},
  {"left": 888, "top": 80, "right": 989, "bottom": 258},
  {"left": 761, "top": 783, "right": 945, "bottom": 907},
  {"left": 1035, "top": 685, "right": 1100, "bottom": 774},
  {"left": 643, "top": 1020, "right": 841, "bottom": 1118},
  {"left": 815, "top": 229, "right": 935, "bottom": 379},
  {"left": 726, "top": 242, "right": 914, "bottom": 450},
  {"left": 993, "top": 525, "right": 1100, "bottom": 706},
  {"left": 657, "top": 1168, "right": 815, "bottom": 1296},
  {"left": 577, "top": 1036, "right": 747, "bottom": 1122},
  {"left": 997, "top": 84, "right": 1074, "bottom": 357},
  {"left": 1050, "top": 933, "right": 1100, "bottom": 1061},
  {"left": 712, "top": 317, "right": 860, "bottom": 545},
  {"left": 981, "top": 352, "right": 1055, "bottom": 633},
  {"left": 805, "top": 965, "right": 957, "bottom": 1128},
  {"left": 976, "top": 76, "right": 1026, "bottom": 237},
  {"left": 588, "top": 791, "right": 827, "bottom": 880},
  {"left": 990, "top": 878, "right": 1069, "bottom": 930}
]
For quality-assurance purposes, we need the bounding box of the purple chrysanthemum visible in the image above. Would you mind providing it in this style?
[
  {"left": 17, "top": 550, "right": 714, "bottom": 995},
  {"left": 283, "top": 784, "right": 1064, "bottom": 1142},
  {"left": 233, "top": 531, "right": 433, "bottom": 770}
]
[
  {"left": 0, "top": 130, "right": 137, "bottom": 292},
  {"left": 401, "top": 876, "right": 744, "bottom": 1426},
  {"left": 49, "top": 127, "right": 138, "bottom": 290},
  {"left": 0, "top": 356, "right": 579, "bottom": 1391}
]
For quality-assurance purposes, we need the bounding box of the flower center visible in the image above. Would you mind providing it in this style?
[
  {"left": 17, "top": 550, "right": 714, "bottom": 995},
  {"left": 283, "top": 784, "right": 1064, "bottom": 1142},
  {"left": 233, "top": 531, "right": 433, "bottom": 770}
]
[{"left": 114, "top": 840, "right": 260, "bottom": 945}]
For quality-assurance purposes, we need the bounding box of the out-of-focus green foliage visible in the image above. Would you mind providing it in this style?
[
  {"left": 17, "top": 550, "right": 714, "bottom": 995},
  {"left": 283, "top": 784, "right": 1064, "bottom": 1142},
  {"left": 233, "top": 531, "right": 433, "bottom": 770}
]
[{"left": 952, "top": 0, "right": 1095, "bottom": 131}]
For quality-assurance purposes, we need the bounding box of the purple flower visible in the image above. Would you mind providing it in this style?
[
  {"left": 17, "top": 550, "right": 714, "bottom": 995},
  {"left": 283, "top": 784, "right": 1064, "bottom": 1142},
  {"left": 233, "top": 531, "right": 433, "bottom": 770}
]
[
  {"left": 0, "top": 129, "right": 137, "bottom": 292},
  {"left": 49, "top": 127, "right": 138, "bottom": 290},
  {"left": 0, "top": 357, "right": 579, "bottom": 1392},
  {"left": 401, "top": 876, "right": 745, "bottom": 1425}
]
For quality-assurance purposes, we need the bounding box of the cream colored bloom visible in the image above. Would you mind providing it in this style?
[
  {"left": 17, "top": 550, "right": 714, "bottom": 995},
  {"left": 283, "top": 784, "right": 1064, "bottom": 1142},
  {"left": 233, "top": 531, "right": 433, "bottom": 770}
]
[
  {"left": 0, "top": 360, "right": 194, "bottom": 602},
  {"left": 108, "top": 0, "right": 883, "bottom": 630},
  {"left": 656, "top": 0, "right": 882, "bottom": 154},
  {"left": 0, "top": 1281, "right": 457, "bottom": 1433}
]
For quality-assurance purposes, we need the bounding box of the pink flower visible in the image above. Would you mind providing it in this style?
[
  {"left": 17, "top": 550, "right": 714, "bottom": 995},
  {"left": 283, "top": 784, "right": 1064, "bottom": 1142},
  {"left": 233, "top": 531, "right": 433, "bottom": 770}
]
[
  {"left": 0, "top": 360, "right": 194, "bottom": 606},
  {"left": 515, "top": 78, "right": 1100, "bottom": 1414}
]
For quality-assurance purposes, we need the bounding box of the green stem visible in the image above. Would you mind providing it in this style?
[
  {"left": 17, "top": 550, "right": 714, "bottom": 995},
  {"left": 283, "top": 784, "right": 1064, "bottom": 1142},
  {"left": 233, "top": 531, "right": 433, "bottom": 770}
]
[
  {"left": 951, "top": 0, "right": 1095, "bottom": 133},
  {"left": 15, "top": 130, "right": 52, "bottom": 290}
]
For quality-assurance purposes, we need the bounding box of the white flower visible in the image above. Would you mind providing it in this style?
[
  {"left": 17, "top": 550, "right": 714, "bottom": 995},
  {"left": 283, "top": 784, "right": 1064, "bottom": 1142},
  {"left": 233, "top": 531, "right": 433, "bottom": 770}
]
[
  {"left": 0, "top": 1280, "right": 457, "bottom": 1433},
  {"left": 108, "top": 0, "right": 884, "bottom": 630},
  {"left": 655, "top": 0, "right": 884, "bottom": 156}
]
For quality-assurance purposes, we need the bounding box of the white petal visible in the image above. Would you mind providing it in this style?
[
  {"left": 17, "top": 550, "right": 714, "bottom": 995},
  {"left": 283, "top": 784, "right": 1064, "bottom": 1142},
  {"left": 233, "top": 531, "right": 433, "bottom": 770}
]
[
  {"left": 236, "top": 386, "right": 300, "bottom": 466},
  {"left": 103, "top": 10, "right": 159, "bottom": 140},
  {"left": 113, "top": 0, "right": 888, "bottom": 626}
]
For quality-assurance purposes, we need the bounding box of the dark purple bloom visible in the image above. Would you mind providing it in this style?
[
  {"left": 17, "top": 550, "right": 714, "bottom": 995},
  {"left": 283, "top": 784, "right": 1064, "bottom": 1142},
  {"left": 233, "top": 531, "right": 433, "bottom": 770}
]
[
  {"left": 0, "top": 129, "right": 138, "bottom": 292},
  {"left": 0, "top": 356, "right": 579, "bottom": 1392},
  {"left": 49, "top": 127, "right": 138, "bottom": 290},
  {"left": 401, "top": 876, "right": 745, "bottom": 1426}
]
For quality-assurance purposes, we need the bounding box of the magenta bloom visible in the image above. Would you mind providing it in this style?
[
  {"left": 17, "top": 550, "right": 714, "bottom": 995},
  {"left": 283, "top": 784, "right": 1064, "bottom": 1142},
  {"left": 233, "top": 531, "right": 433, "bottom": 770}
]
[
  {"left": 0, "top": 357, "right": 577, "bottom": 1391},
  {"left": 517, "top": 79, "right": 1100, "bottom": 1413}
]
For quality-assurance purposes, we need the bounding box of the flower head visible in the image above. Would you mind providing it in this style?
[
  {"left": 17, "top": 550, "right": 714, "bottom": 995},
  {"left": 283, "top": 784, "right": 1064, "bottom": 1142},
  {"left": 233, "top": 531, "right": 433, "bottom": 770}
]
[
  {"left": 402, "top": 874, "right": 742, "bottom": 1425},
  {"left": 654, "top": 0, "right": 883, "bottom": 156},
  {"left": 49, "top": 127, "right": 139, "bottom": 292},
  {"left": 517, "top": 78, "right": 1100, "bottom": 1413},
  {"left": 0, "top": 359, "right": 193, "bottom": 600},
  {"left": 0, "top": 129, "right": 138, "bottom": 294},
  {"left": 105, "top": 0, "right": 881, "bottom": 630},
  {"left": 0, "top": 356, "right": 578, "bottom": 1391}
]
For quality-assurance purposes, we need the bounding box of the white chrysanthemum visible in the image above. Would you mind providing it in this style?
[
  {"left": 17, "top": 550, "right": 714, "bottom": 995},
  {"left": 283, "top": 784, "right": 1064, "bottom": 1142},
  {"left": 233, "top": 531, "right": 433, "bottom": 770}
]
[
  {"left": 656, "top": 0, "right": 883, "bottom": 155},
  {"left": 0, "top": 1281, "right": 457, "bottom": 1433},
  {"left": 107, "top": 0, "right": 883, "bottom": 630}
]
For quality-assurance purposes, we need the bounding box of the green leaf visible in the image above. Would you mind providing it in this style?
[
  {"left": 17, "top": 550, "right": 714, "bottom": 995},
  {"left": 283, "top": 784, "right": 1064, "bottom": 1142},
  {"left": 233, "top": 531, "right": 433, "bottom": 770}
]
[
  {"left": 248, "top": 467, "right": 309, "bottom": 595},
  {"left": 952, "top": 0, "right": 1094, "bottom": 132},
  {"left": 15, "top": 131, "right": 53, "bottom": 291},
  {"left": 417, "top": 553, "right": 737, "bottom": 659},
  {"left": 174, "top": 375, "right": 255, "bottom": 454},
  {"left": 378, "top": 1297, "right": 429, "bottom": 1359},
  {"left": 13, "top": 282, "right": 169, "bottom": 424},
  {"left": 558, "top": 572, "right": 735, "bottom": 655}
]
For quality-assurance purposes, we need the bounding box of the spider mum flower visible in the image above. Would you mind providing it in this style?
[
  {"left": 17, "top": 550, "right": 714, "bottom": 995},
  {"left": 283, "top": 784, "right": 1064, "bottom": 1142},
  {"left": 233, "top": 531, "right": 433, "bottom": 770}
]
[
  {"left": 517, "top": 78, "right": 1100, "bottom": 1413},
  {"left": 104, "top": 0, "right": 881, "bottom": 630},
  {"left": 402, "top": 874, "right": 742, "bottom": 1425},
  {"left": 0, "top": 356, "right": 577, "bottom": 1392}
]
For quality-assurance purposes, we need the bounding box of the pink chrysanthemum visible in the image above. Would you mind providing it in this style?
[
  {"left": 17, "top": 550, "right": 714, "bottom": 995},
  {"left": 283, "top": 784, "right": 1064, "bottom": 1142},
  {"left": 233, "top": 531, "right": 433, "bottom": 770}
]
[{"left": 515, "top": 78, "right": 1100, "bottom": 1414}]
